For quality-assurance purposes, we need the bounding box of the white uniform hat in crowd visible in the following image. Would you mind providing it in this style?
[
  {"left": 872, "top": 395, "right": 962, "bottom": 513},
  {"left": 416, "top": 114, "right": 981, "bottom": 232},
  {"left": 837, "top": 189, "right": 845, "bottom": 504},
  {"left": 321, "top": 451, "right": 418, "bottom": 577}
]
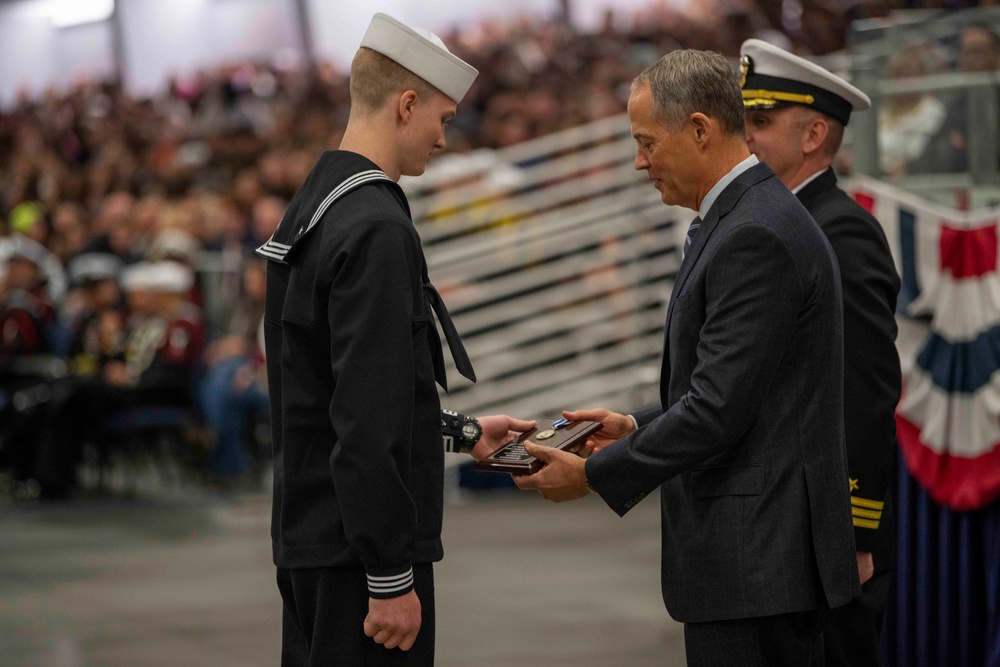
[
  {"left": 121, "top": 261, "right": 193, "bottom": 293},
  {"left": 68, "top": 252, "right": 122, "bottom": 285},
  {"left": 148, "top": 229, "right": 201, "bottom": 267},
  {"left": 6, "top": 234, "right": 49, "bottom": 268},
  {"left": 739, "top": 38, "right": 871, "bottom": 125},
  {"left": 360, "top": 12, "right": 479, "bottom": 103},
  {"left": 121, "top": 262, "right": 157, "bottom": 292}
]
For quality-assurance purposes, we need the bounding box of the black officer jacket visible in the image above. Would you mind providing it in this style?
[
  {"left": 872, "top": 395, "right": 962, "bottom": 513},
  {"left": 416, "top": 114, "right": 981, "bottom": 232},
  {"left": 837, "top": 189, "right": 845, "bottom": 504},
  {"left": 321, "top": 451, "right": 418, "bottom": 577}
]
[
  {"left": 797, "top": 168, "right": 901, "bottom": 565},
  {"left": 259, "top": 151, "right": 447, "bottom": 596}
]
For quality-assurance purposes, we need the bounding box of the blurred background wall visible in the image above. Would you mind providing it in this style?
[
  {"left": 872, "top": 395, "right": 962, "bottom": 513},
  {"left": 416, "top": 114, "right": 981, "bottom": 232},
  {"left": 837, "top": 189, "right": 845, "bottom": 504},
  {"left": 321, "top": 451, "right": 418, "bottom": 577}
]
[{"left": 0, "top": 0, "right": 704, "bottom": 106}]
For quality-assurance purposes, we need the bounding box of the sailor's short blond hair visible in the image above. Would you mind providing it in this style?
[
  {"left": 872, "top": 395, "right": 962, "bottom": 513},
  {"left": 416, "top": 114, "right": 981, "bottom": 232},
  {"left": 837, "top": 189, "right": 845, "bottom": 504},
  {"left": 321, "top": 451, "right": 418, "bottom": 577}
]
[{"left": 350, "top": 47, "right": 435, "bottom": 115}]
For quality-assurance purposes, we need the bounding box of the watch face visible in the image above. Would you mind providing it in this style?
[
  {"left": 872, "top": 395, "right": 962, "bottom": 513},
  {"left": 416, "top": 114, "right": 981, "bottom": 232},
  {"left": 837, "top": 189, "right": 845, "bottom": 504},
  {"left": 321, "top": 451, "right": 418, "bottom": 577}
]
[{"left": 462, "top": 422, "right": 480, "bottom": 439}]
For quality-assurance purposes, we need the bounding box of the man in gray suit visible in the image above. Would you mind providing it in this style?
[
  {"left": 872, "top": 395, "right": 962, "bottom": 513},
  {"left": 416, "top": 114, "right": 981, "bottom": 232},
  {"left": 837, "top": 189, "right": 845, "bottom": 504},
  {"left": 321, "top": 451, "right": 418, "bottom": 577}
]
[{"left": 515, "top": 49, "right": 860, "bottom": 665}]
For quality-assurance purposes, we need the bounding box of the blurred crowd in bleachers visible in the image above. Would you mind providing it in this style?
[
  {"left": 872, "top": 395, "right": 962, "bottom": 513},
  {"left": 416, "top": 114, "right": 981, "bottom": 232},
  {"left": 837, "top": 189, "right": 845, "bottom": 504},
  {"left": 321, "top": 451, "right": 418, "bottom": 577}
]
[
  {"left": 876, "top": 21, "right": 1000, "bottom": 178},
  {"left": 1, "top": 3, "right": 998, "bottom": 500}
]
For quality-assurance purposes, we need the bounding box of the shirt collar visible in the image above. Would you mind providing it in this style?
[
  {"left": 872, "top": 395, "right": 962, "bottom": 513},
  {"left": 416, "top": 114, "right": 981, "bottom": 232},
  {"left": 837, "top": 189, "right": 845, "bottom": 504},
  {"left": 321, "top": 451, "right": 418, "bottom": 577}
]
[
  {"left": 698, "top": 154, "right": 759, "bottom": 220},
  {"left": 791, "top": 168, "right": 828, "bottom": 195}
]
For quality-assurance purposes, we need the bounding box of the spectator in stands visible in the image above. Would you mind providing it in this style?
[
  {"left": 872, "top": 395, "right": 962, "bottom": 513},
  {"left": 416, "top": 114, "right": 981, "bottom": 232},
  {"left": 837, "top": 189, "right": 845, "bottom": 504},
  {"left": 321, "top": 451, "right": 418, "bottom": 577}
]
[
  {"left": 959, "top": 21, "right": 1000, "bottom": 72},
  {"left": 146, "top": 227, "right": 204, "bottom": 308},
  {"left": 49, "top": 202, "right": 91, "bottom": 265},
  {"left": 118, "top": 261, "right": 204, "bottom": 405},
  {"left": 5, "top": 205, "right": 67, "bottom": 303},
  {"left": 8, "top": 201, "right": 49, "bottom": 248},
  {"left": 938, "top": 22, "right": 1000, "bottom": 173},
  {"left": 62, "top": 252, "right": 125, "bottom": 377},
  {"left": 21, "top": 253, "right": 126, "bottom": 496},
  {"left": 148, "top": 228, "right": 201, "bottom": 267},
  {"left": 132, "top": 193, "right": 168, "bottom": 259},
  {"left": 0, "top": 236, "right": 57, "bottom": 358},
  {"left": 0, "top": 236, "right": 60, "bottom": 488},
  {"left": 202, "top": 196, "right": 253, "bottom": 321},
  {"left": 198, "top": 257, "right": 268, "bottom": 485},
  {"left": 81, "top": 190, "right": 141, "bottom": 263},
  {"left": 35, "top": 261, "right": 204, "bottom": 499},
  {"left": 878, "top": 42, "right": 949, "bottom": 179},
  {"left": 231, "top": 168, "right": 266, "bottom": 216}
]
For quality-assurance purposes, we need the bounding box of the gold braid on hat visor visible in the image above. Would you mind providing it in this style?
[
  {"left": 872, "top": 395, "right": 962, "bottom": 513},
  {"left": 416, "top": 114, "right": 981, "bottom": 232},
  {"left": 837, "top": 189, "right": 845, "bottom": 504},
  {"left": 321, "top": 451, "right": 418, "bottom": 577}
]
[{"left": 742, "top": 89, "right": 815, "bottom": 107}]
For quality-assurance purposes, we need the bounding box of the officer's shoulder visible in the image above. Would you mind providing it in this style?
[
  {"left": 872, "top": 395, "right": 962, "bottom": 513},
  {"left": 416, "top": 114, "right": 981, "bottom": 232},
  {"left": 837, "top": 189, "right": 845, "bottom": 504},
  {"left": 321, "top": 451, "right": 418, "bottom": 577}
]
[{"left": 811, "top": 187, "right": 884, "bottom": 237}]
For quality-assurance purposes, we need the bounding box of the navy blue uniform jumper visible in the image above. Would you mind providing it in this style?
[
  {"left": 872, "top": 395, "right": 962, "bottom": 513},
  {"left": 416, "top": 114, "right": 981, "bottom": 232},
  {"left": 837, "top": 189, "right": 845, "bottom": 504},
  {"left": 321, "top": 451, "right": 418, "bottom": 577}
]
[{"left": 259, "top": 150, "right": 452, "bottom": 599}]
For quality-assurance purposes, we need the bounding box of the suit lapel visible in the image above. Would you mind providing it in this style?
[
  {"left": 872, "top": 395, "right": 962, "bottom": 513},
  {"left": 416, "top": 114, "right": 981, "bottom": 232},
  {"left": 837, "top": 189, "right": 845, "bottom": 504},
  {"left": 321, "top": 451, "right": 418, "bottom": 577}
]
[{"left": 663, "top": 162, "right": 775, "bottom": 333}]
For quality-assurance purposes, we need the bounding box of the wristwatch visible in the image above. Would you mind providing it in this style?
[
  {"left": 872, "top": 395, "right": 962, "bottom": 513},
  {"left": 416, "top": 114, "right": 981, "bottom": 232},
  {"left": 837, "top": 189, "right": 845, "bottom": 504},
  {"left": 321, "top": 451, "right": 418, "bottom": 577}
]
[
  {"left": 442, "top": 410, "right": 481, "bottom": 454},
  {"left": 461, "top": 418, "right": 482, "bottom": 450}
]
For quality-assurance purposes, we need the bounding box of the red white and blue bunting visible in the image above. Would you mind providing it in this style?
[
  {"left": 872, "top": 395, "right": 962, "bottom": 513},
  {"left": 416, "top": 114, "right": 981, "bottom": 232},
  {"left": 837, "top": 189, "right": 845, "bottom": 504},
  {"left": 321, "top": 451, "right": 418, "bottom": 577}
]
[{"left": 847, "top": 176, "right": 1000, "bottom": 511}]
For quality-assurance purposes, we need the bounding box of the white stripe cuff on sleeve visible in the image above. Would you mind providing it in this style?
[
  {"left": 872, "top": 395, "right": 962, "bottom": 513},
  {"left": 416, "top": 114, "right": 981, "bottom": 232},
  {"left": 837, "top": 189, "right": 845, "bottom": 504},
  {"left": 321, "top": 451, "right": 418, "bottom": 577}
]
[{"left": 368, "top": 568, "right": 414, "bottom": 596}]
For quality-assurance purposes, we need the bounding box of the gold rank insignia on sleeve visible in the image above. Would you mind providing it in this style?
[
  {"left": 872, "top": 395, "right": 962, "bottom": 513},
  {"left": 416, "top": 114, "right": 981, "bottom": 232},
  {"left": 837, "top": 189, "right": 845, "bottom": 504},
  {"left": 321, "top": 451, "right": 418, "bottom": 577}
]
[{"left": 850, "top": 494, "right": 884, "bottom": 530}]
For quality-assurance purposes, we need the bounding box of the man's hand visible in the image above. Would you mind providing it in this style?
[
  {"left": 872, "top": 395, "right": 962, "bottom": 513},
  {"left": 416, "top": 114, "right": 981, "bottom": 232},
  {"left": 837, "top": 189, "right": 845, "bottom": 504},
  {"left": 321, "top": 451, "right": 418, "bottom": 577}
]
[
  {"left": 561, "top": 408, "right": 635, "bottom": 457},
  {"left": 364, "top": 590, "right": 421, "bottom": 651},
  {"left": 470, "top": 415, "right": 536, "bottom": 461},
  {"left": 512, "top": 442, "right": 590, "bottom": 502},
  {"left": 857, "top": 551, "right": 874, "bottom": 586}
]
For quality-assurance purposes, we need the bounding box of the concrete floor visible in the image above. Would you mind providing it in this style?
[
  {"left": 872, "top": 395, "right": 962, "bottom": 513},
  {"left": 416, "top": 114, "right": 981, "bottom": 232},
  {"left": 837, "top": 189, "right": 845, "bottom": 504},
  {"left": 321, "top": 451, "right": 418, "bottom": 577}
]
[{"left": 0, "top": 475, "right": 686, "bottom": 666}]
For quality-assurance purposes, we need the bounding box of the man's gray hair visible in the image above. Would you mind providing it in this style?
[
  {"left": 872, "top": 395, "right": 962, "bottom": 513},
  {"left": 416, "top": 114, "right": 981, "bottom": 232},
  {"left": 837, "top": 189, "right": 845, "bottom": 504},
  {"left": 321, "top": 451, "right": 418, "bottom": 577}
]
[{"left": 633, "top": 50, "right": 745, "bottom": 137}]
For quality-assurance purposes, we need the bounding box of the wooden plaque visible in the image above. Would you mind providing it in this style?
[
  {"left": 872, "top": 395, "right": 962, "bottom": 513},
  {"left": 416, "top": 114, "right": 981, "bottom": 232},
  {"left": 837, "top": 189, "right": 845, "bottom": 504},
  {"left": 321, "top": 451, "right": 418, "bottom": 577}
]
[{"left": 474, "top": 419, "right": 603, "bottom": 475}]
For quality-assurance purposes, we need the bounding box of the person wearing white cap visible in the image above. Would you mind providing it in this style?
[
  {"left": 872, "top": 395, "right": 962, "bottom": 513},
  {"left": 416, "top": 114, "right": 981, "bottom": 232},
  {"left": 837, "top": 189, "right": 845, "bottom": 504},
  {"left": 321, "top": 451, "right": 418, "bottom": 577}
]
[
  {"left": 64, "top": 252, "right": 124, "bottom": 378},
  {"left": 741, "top": 38, "right": 901, "bottom": 667},
  {"left": 33, "top": 260, "right": 205, "bottom": 500},
  {"left": 513, "top": 49, "right": 857, "bottom": 665},
  {"left": 255, "top": 13, "right": 533, "bottom": 664},
  {"left": 0, "top": 237, "right": 60, "bottom": 500},
  {"left": 0, "top": 236, "right": 58, "bottom": 357}
]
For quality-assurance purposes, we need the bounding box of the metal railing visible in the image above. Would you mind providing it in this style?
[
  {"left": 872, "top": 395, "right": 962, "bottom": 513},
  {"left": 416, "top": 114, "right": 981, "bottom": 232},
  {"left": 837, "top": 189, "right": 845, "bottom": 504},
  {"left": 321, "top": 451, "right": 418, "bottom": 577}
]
[{"left": 397, "top": 113, "right": 693, "bottom": 418}]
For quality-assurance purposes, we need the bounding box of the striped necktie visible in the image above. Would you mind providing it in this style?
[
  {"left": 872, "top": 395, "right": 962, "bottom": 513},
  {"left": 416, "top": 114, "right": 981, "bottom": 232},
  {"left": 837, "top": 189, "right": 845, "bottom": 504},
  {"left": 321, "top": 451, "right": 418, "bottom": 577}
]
[{"left": 682, "top": 216, "right": 703, "bottom": 261}]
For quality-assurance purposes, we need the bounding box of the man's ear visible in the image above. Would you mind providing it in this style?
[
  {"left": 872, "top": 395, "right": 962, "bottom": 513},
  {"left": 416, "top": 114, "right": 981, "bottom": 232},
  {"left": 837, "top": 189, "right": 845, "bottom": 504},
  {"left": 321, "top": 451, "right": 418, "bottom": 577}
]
[
  {"left": 690, "top": 112, "right": 713, "bottom": 145},
  {"left": 802, "top": 115, "right": 830, "bottom": 156},
  {"left": 397, "top": 90, "right": 419, "bottom": 124}
]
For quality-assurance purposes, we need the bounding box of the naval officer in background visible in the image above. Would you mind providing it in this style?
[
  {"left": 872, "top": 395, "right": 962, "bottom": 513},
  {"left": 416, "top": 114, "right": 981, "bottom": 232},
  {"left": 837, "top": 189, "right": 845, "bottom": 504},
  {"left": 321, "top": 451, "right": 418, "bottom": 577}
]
[{"left": 741, "top": 38, "right": 902, "bottom": 667}]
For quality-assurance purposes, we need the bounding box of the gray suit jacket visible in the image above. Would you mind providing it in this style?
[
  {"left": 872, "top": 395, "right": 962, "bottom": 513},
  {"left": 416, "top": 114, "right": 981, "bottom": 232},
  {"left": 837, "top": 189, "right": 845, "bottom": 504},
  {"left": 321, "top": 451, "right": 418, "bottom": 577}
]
[{"left": 586, "top": 162, "right": 861, "bottom": 623}]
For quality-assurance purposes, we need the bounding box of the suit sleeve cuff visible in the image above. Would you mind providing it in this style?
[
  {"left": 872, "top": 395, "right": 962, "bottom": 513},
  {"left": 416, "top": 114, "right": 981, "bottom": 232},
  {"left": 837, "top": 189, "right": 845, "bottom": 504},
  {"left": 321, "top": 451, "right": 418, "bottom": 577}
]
[
  {"left": 367, "top": 567, "right": 414, "bottom": 599},
  {"left": 631, "top": 403, "right": 662, "bottom": 428}
]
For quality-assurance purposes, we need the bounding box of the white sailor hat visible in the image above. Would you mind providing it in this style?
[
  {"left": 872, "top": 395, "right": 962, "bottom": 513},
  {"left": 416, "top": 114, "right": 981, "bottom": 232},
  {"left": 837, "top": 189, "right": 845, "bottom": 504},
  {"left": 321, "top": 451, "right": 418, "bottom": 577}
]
[
  {"left": 739, "top": 39, "right": 870, "bottom": 125},
  {"left": 120, "top": 262, "right": 157, "bottom": 292},
  {"left": 68, "top": 252, "right": 122, "bottom": 285},
  {"left": 121, "top": 261, "right": 193, "bottom": 293},
  {"left": 147, "top": 229, "right": 201, "bottom": 266},
  {"left": 6, "top": 235, "right": 48, "bottom": 267},
  {"left": 360, "top": 12, "right": 479, "bottom": 103}
]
